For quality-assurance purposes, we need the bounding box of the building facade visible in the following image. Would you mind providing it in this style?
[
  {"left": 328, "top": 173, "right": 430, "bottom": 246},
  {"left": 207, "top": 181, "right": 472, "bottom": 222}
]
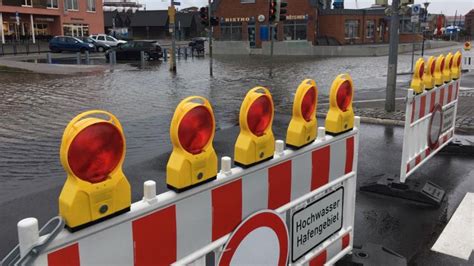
[
  {"left": 0, "top": 0, "right": 104, "bottom": 44},
  {"left": 465, "top": 9, "right": 474, "bottom": 37}
]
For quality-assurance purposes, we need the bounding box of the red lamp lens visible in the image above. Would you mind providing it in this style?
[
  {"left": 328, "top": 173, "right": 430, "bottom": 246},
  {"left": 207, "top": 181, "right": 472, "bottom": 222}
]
[
  {"left": 68, "top": 122, "right": 124, "bottom": 183},
  {"left": 247, "top": 95, "right": 273, "bottom": 136},
  {"left": 301, "top": 87, "right": 316, "bottom": 122},
  {"left": 430, "top": 61, "right": 435, "bottom": 74},
  {"left": 419, "top": 63, "right": 424, "bottom": 79},
  {"left": 440, "top": 58, "right": 445, "bottom": 71},
  {"left": 178, "top": 106, "right": 213, "bottom": 154},
  {"left": 336, "top": 80, "right": 352, "bottom": 112}
]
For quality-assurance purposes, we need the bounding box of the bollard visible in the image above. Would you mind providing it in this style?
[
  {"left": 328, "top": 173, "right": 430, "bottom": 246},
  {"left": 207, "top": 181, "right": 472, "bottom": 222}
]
[
  {"left": 143, "top": 180, "right": 157, "bottom": 203},
  {"left": 191, "top": 47, "right": 194, "bottom": 57},
  {"left": 17, "top": 218, "right": 39, "bottom": 257},
  {"left": 140, "top": 50, "right": 145, "bottom": 65},
  {"left": 184, "top": 47, "right": 188, "bottom": 59},
  {"left": 221, "top": 156, "right": 232, "bottom": 175},
  {"left": 317, "top": 127, "right": 326, "bottom": 141},
  {"left": 177, "top": 47, "right": 181, "bottom": 59},
  {"left": 163, "top": 48, "right": 167, "bottom": 61},
  {"left": 275, "top": 140, "right": 285, "bottom": 157},
  {"left": 37, "top": 41, "right": 41, "bottom": 54},
  {"left": 76, "top": 52, "right": 81, "bottom": 65},
  {"left": 85, "top": 51, "right": 90, "bottom": 65},
  {"left": 46, "top": 52, "right": 52, "bottom": 64}
]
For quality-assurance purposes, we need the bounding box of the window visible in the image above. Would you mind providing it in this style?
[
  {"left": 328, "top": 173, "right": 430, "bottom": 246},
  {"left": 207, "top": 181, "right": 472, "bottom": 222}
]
[
  {"left": 220, "top": 23, "right": 242, "bottom": 41},
  {"left": 66, "top": 0, "right": 78, "bottom": 10},
  {"left": 283, "top": 20, "right": 307, "bottom": 40},
  {"left": 98, "top": 35, "right": 105, "bottom": 41},
  {"left": 345, "top": 20, "right": 359, "bottom": 39},
  {"left": 34, "top": 23, "right": 48, "bottom": 35},
  {"left": 87, "top": 0, "right": 96, "bottom": 12},
  {"left": 366, "top": 20, "right": 375, "bottom": 38},
  {"left": 23, "top": 0, "right": 32, "bottom": 6},
  {"left": 106, "top": 36, "right": 116, "bottom": 41},
  {"left": 47, "top": 0, "right": 58, "bottom": 8}
]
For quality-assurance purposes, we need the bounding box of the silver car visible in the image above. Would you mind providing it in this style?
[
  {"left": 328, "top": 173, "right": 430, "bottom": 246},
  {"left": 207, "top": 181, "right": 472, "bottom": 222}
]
[{"left": 89, "top": 34, "right": 127, "bottom": 47}]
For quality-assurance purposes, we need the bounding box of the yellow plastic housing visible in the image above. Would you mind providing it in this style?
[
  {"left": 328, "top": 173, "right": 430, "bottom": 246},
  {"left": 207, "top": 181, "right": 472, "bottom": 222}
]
[
  {"left": 167, "top": 96, "right": 217, "bottom": 192},
  {"left": 325, "top": 74, "right": 355, "bottom": 135},
  {"left": 410, "top": 58, "right": 425, "bottom": 94},
  {"left": 286, "top": 79, "right": 318, "bottom": 148},
  {"left": 59, "top": 110, "right": 131, "bottom": 231},
  {"left": 464, "top": 41, "right": 471, "bottom": 51},
  {"left": 452, "top": 51, "right": 462, "bottom": 80},
  {"left": 234, "top": 87, "right": 275, "bottom": 167},
  {"left": 434, "top": 54, "right": 445, "bottom": 86},
  {"left": 444, "top": 53, "right": 454, "bottom": 82},
  {"left": 423, "top": 56, "right": 436, "bottom": 90}
]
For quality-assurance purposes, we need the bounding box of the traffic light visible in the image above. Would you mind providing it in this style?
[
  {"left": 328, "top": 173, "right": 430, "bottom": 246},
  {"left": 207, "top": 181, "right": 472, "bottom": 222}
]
[
  {"left": 234, "top": 87, "right": 275, "bottom": 167},
  {"left": 59, "top": 110, "right": 131, "bottom": 231},
  {"left": 424, "top": 56, "right": 436, "bottom": 90},
  {"left": 410, "top": 58, "right": 425, "bottom": 94},
  {"left": 325, "top": 74, "right": 355, "bottom": 135},
  {"left": 434, "top": 54, "right": 445, "bottom": 86},
  {"left": 200, "top": 7, "right": 209, "bottom": 27},
  {"left": 210, "top": 16, "right": 219, "bottom": 26},
  {"left": 286, "top": 79, "right": 318, "bottom": 149},
  {"left": 167, "top": 96, "right": 217, "bottom": 192},
  {"left": 278, "top": 0, "right": 288, "bottom": 22},
  {"left": 452, "top": 51, "right": 462, "bottom": 80},
  {"left": 269, "top": 0, "right": 277, "bottom": 23},
  {"left": 444, "top": 52, "right": 454, "bottom": 82}
]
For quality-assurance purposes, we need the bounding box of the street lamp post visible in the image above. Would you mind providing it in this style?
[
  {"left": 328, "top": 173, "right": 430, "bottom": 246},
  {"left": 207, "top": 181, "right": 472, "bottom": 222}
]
[
  {"left": 421, "top": 2, "right": 430, "bottom": 57},
  {"left": 385, "top": 0, "right": 400, "bottom": 112}
]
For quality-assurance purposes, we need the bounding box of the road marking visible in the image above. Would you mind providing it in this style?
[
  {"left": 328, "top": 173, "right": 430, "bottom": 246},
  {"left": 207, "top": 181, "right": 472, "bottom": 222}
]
[
  {"left": 459, "top": 86, "right": 474, "bottom": 91},
  {"left": 431, "top": 192, "right": 474, "bottom": 260}
]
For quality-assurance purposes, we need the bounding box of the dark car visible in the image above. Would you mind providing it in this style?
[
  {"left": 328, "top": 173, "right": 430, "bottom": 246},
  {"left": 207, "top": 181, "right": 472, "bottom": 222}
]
[
  {"left": 188, "top": 37, "right": 206, "bottom": 54},
  {"left": 80, "top": 37, "right": 111, "bottom": 52},
  {"left": 106, "top": 40, "right": 163, "bottom": 61},
  {"left": 49, "top": 36, "right": 95, "bottom": 53}
]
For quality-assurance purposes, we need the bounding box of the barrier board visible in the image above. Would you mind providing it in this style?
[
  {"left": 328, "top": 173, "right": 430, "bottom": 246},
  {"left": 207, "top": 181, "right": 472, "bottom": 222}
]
[
  {"left": 400, "top": 79, "right": 460, "bottom": 183},
  {"left": 462, "top": 50, "right": 473, "bottom": 71}
]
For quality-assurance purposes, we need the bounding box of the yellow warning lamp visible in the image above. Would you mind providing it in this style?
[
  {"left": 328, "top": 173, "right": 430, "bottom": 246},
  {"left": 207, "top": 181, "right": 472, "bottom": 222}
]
[
  {"left": 167, "top": 96, "right": 217, "bottom": 192},
  {"left": 286, "top": 79, "right": 318, "bottom": 149},
  {"left": 464, "top": 41, "right": 471, "bottom": 51},
  {"left": 452, "top": 51, "right": 462, "bottom": 80},
  {"left": 59, "top": 110, "right": 131, "bottom": 231},
  {"left": 423, "top": 56, "right": 436, "bottom": 90},
  {"left": 444, "top": 53, "right": 454, "bottom": 82},
  {"left": 325, "top": 74, "right": 355, "bottom": 135},
  {"left": 410, "top": 58, "right": 425, "bottom": 94},
  {"left": 433, "top": 55, "right": 445, "bottom": 86},
  {"left": 234, "top": 87, "right": 275, "bottom": 167}
]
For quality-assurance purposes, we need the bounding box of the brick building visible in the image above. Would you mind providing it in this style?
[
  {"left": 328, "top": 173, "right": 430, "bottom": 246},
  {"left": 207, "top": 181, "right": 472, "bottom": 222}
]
[
  {"left": 211, "top": 0, "right": 421, "bottom": 48},
  {"left": 465, "top": 9, "right": 474, "bottom": 37},
  {"left": 0, "top": 0, "right": 104, "bottom": 44}
]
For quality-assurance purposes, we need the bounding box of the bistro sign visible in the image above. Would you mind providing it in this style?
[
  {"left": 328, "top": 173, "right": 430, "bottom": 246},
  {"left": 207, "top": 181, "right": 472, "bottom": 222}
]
[{"left": 224, "top": 17, "right": 251, "bottom": 22}]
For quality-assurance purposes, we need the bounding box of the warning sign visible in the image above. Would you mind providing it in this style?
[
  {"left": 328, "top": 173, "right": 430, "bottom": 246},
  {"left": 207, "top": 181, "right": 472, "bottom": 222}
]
[{"left": 291, "top": 188, "right": 344, "bottom": 262}]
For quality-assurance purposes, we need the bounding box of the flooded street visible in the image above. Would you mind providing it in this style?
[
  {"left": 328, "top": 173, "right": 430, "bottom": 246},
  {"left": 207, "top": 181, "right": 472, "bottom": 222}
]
[{"left": 0, "top": 50, "right": 443, "bottom": 203}]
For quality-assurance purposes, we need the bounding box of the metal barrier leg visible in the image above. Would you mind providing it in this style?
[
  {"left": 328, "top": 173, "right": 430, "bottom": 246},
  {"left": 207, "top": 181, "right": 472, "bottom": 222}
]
[
  {"left": 76, "top": 52, "right": 81, "bottom": 64},
  {"left": 164, "top": 48, "right": 167, "bottom": 61},
  {"left": 140, "top": 50, "right": 145, "bottom": 65},
  {"left": 46, "top": 52, "right": 52, "bottom": 64},
  {"left": 85, "top": 51, "right": 90, "bottom": 65}
]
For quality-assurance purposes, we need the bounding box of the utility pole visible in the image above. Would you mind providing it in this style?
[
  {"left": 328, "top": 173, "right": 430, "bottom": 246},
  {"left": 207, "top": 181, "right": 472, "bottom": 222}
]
[
  {"left": 421, "top": 2, "right": 430, "bottom": 56},
  {"left": 169, "top": 1, "right": 177, "bottom": 72},
  {"left": 208, "top": 0, "right": 213, "bottom": 76},
  {"left": 385, "top": 0, "right": 400, "bottom": 112}
]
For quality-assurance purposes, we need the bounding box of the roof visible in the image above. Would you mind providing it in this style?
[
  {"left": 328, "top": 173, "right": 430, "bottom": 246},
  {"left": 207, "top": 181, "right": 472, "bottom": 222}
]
[
  {"left": 212, "top": 0, "right": 319, "bottom": 11},
  {"left": 176, "top": 12, "right": 197, "bottom": 28}
]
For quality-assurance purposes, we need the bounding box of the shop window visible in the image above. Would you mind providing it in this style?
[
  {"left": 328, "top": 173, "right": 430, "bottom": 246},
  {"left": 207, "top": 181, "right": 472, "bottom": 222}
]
[
  {"left": 87, "top": 0, "right": 96, "bottom": 12},
  {"left": 220, "top": 22, "right": 242, "bottom": 41},
  {"left": 283, "top": 20, "right": 307, "bottom": 41},
  {"left": 47, "top": 0, "right": 58, "bottom": 8},
  {"left": 366, "top": 20, "right": 375, "bottom": 38},
  {"left": 34, "top": 23, "right": 48, "bottom": 35},
  {"left": 345, "top": 20, "right": 359, "bottom": 39}
]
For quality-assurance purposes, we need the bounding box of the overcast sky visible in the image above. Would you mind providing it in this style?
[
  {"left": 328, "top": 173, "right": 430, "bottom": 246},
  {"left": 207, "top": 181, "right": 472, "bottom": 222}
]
[{"left": 144, "top": 0, "right": 473, "bottom": 16}]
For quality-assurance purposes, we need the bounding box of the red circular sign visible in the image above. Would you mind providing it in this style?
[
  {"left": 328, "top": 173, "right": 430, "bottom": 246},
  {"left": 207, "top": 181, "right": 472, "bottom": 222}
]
[
  {"left": 428, "top": 104, "right": 443, "bottom": 150},
  {"left": 218, "top": 210, "right": 289, "bottom": 266}
]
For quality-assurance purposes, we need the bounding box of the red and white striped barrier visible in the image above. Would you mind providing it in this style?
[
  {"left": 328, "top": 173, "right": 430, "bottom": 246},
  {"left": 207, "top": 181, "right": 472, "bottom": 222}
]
[
  {"left": 23, "top": 120, "right": 360, "bottom": 266},
  {"left": 400, "top": 79, "right": 460, "bottom": 182}
]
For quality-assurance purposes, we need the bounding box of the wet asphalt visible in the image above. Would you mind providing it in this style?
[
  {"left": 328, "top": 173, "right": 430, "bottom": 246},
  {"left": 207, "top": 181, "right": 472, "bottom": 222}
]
[{"left": 1, "top": 114, "right": 473, "bottom": 265}]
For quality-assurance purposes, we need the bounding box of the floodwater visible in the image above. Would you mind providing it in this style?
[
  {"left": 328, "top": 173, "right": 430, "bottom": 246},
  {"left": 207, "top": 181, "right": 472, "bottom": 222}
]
[{"left": 0, "top": 50, "right": 442, "bottom": 203}]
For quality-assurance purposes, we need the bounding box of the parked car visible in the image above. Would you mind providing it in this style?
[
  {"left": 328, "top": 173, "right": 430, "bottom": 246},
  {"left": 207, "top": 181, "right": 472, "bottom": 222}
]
[
  {"left": 188, "top": 37, "right": 206, "bottom": 54},
  {"left": 49, "top": 36, "right": 95, "bottom": 53},
  {"left": 90, "top": 34, "right": 127, "bottom": 47},
  {"left": 106, "top": 40, "right": 163, "bottom": 61},
  {"left": 80, "top": 37, "right": 110, "bottom": 52}
]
